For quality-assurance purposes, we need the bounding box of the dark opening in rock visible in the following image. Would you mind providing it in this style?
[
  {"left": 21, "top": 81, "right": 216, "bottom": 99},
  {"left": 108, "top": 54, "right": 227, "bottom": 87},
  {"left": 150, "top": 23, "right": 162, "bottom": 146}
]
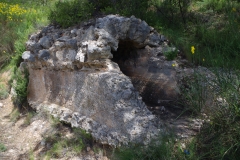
[
  {"left": 112, "top": 40, "right": 138, "bottom": 68},
  {"left": 112, "top": 40, "right": 155, "bottom": 106},
  {"left": 112, "top": 40, "right": 182, "bottom": 118}
]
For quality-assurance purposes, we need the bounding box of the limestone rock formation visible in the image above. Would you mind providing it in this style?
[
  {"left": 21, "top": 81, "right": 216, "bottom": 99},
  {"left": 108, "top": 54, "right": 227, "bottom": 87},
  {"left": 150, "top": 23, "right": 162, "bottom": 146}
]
[{"left": 22, "top": 15, "right": 202, "bottom": 146}]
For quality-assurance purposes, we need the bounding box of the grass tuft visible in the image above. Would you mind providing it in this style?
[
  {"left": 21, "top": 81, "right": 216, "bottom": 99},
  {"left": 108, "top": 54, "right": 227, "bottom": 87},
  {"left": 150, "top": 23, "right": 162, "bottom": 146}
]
[{"left": 0, "top": 143, "right": 7, "bottom": 152}]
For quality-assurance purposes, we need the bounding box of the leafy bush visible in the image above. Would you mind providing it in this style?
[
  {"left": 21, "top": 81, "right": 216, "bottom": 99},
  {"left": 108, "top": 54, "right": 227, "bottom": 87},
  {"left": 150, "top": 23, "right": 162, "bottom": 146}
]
[{"left": 48, "top": 0, "right": 94, "bottom": 28}]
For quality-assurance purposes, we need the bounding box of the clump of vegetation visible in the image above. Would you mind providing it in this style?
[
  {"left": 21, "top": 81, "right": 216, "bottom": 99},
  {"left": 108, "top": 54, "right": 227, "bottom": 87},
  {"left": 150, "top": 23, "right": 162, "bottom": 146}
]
[
  {"left": 114, "top": 133, "right": 198, "bottom": 160},
  {"left": 10, "top": 108, "right": 21, "bottom": 122},
  {"left": 11, "top": 67, "right": 29, "bottom": 110},
  {"left": 0, "top": 1, "right": 50, "bottom": 68},
  {"left": 43, "top": 117, "right": 93, "bottom": 159},
  {"left": 48, "top": 0, "right": 94, "bottom": 28},
  {"left": 163, "top": 47, "right": 178, "bottom": 60},
  {"left": 193, "top": 69, "right": 240, "bottom": 160},
  {"left": 0, "top": 83, "right": 9, "bottom": 99},
  {"left": 23, "top": 111, "right": 35, "bottom": 126},
  {"left": 0, "top": 143, "right": 7, "bottom": 152},
  {"left": 180, "top": 71, "right": 209, "bottom": 115}
]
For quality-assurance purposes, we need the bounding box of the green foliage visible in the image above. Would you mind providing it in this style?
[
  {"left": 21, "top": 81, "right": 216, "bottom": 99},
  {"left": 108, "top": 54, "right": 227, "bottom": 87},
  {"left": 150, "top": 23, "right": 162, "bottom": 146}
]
[
  {"left": 193, "top": 14, "right": 240, "bottom": 68},
  {"left": 12, "top": 67, "right": 29, "bottom": 109},
  {"left": 180, "top": 71, "right": 209, "bottom": 114},
  {"left": 10, "top": 108, "right": 21, "bottom": 122},
  {"left": 48, "top": 0, "right": 94, "bottom": 28},
  {"left": 0, "top": 0, "right": 51, "bottom": 69},
  {"left": 0, "top": 143, "right": 7, "bottom": 152},
  {"left": 114, "top": 133, "right": 199, "bottom": 160},
  {"left": 180, "top": 68, "right": 240, "bottom": 159},
  {"left": 197, "top": 112, "right": 240, "bottom": 159},
  {"left": 164, "top": 48, "right": 178, "bottom": 60},
  {"left": 24, "top": 111, "right": 35, "bottom": 125},
  {"left": 44, "top": 117, "right": 93, "bottom": 159},
  {"left": 99, "top": 0, "right": 149, "bottom": 20},
  {"left": 197, "top": 69, "right": 240, "bottom": 159},
  {"left": 147, "top": 0, "right": 203, "bottom": 28},
  {"left": 0, "top": 83, "right": 9, "bottom": 100},
  {"left": 28, "top": 149, "right": 35, "bottom": 160}
]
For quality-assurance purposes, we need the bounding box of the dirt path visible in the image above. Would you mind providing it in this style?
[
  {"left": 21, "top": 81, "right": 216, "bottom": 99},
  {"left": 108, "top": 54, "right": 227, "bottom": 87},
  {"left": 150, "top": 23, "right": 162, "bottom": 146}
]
[
  {"left": 0, "top": 96, "right": 52, "bottom": 159},
  {"left": 0, "top": 97, "right": 108, "bottom": 160}
]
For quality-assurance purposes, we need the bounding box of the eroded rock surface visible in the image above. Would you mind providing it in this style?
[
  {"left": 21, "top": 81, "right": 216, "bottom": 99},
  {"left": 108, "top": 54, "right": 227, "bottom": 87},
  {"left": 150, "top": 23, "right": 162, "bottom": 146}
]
[{"left": 22, "top": 15, "right": 209, "bottom": 146}]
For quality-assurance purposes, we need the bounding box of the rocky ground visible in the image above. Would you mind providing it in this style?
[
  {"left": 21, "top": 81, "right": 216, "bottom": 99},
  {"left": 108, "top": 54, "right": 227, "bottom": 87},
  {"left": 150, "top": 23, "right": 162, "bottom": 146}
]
[
  {"left": 0, "top": 96, "right": 109, "bottom": 160},
  {"left": 0, "top": 94, "right": 206, "bottom": 160}
]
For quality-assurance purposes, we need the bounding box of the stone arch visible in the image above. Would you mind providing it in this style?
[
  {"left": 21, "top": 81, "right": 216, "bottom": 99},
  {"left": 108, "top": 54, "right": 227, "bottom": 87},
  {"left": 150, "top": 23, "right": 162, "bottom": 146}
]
[{"left": 94, "top": 15, "right": 179, "bottom": 109}]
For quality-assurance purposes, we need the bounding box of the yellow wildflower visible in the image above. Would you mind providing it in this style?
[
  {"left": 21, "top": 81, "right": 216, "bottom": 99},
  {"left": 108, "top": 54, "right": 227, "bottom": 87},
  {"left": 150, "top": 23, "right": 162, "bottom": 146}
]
[
  {"left": 0, "top": 2, "right": 28, "bottom": 21},
  {"left": 203, "top": 58, "right": 205, "bottom": 62},
  {"left": 172, "top": 63, "right": 176, "bottom": 67},
  {"left": 191, "top": 46, "right": 195, "bottom": 54},
  {"left": 232, "top": 8, "right": 236, "bottom": 12}
]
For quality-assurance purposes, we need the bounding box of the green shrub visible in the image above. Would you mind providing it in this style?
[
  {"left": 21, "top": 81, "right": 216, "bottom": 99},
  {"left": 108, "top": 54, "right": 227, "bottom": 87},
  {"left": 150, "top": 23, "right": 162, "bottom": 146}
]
[
  {"left": 48, "top": 0, "right": 94, "bottom": 28},
  {"left": 12, "top": 67, "right": 29, "bottom": 109}
]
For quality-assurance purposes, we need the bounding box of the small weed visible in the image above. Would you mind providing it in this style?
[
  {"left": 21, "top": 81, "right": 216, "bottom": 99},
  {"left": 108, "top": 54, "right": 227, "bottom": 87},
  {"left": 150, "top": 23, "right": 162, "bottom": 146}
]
[
  {"left": 49, "top": 115, "right": 62, "bottom": 128},
  {"left": 10, "top": 108, "right": 20, "bottom": 122},
  {"left": 24, "top": 111, "right": 35, "bottom": 125},
  {"left": 0, "top": 143, "right": 7, "bottom": 152},
  {"left": 46, "top": 141, "right": 66, "bottom": 158},
  {"left": 0, "top": 83, "right": 9, "bottom": 100},
  {"left": 163, "top": 48, "right": 178, "bottom": 60},
  {"left": 29, "top": 149, "right": 35, "bottom": 160}
]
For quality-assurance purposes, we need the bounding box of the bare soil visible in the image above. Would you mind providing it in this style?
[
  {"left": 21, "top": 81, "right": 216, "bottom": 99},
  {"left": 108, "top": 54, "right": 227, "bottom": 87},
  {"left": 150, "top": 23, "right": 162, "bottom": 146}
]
[{"left": 0, "top": 96, "right": 109, "bottom": 160}]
